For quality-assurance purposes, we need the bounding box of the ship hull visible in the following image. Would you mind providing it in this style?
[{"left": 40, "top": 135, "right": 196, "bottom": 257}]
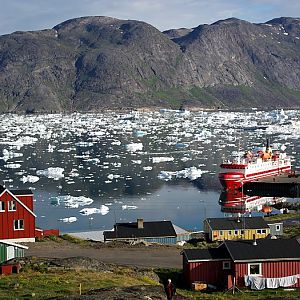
[{"left": 219, "top": 165, "right": 291, "bottom": 190}]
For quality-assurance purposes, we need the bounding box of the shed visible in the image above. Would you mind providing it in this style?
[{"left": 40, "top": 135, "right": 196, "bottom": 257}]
[
  {"left": 0, "top": 241, "right": 28, "bottom": 275},
  {"left": 267, "top": 221, "right": 283, "bottom": 236}
]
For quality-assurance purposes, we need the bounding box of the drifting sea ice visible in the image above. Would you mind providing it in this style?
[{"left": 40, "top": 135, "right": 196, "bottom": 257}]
[
  {"left": 79, "top": 205, "right": 109, "bottom": 215},
  {"left": 122, "top": 205, "right": 138, "bottom": 210},
  {"left": 126, "top": 143, "right": 143, "bottom": 152},
  {"left": 20, "top": 175, "right": 39, "bottom": 183},
  {"left": 51, "top": 195, "right": 93, "bottom": 208},
  {"left": 152, "top": 157, "right": 174, "bottom": 163},
  {"left": 4, "top": 163, "right": 21, "bottom": 169},
  {"left": 36, "top": 167, "right": 64, "bottom": 180},
  {"left": 158, "top": 167, "right": 203, "bottom": 181},
  {"left": 1, "top": 149, "right": 23, "bottom": 161},
  {"left": 59, "top": 217, "right": 77, "bottom": 223}
]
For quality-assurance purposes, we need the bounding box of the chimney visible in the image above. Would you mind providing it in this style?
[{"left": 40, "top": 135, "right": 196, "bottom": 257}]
[
  {"left": 252, "top": 234, "right": 257, "bottom": 246},
  {"left": 137, "top": 218, "right": 144, "bottom": 229}
]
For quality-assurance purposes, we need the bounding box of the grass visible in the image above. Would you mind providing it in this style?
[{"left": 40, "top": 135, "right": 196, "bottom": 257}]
[
  {"left": 265, "top": 211, "right": 300, "bottom": 222},
  {"left": 0, "top": 267, "right": 157, "bottom": 299},
  {"left": 0, "top": 265, "right": 299, "bottom": 299}
]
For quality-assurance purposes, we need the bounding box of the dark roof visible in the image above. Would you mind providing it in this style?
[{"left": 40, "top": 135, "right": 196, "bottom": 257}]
[
  {"left": 104, "top": 220, "right": 176, "bottom": 240},
  {"left": 183, "top": 244, "right": 230, "bottom": 261},
  {"left": 10, "top": 189, "right": 33, "bottom": 195},
  {"left": 205, "top": 216, "right": 269, "bottom": 230},
  {"left": 225, "top": 239, "right": 300, "bottom": 261},
  {"left": 0, "top": 185, "right": 33, "bottom": 196}
]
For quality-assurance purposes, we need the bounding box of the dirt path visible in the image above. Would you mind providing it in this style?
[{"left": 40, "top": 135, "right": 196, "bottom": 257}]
[{"left": 25, "top": 240, "right": 183, "bottom": 268}]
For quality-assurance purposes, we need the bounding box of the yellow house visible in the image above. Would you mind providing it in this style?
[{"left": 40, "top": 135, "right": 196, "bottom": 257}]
[{"left": 203, "top": 216, "right": 270, "bottom": 241}]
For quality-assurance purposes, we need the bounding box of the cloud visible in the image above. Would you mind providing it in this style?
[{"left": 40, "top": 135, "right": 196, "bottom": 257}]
[{"left": 0, "top": 0, "right": 299, "bottom": 35}]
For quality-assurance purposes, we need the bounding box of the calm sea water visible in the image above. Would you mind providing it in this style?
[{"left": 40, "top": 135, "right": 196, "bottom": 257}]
[{"left": 0, "top": 110, "right": 299, "bottom": 233}]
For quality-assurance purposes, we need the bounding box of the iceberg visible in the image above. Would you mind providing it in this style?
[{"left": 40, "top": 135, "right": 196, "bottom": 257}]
[
  {"left": 79, "top": 205, "right": 109, "bottom": 216},
  {"left": 152, "top": 157, "right": 174, "bottom": 163},
  {"left": 20, "top": 175, "right": 40, "bottom": 183},
  {"left": 158, "top": 167, "right": 203, "bottom": 181},
  {"left": 59, "top": 217, "right": 77, "bottom": 223},
  {"left": 37, "top": 167, "right": 64, "bottom": 180},
  {"left": 50, "top": 195, "right": 93, "bottom": 208},
  {"left": 126, "top": 143, "right": 143, "bottom": 152}
]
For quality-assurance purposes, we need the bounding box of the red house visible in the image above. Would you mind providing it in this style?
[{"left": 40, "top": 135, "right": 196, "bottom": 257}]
[
  {"left": 0, "top": 186, "right": 36, "bottom": 242},
  {"left": 182, "top": 239, "right": 300, "bottom": 290}
]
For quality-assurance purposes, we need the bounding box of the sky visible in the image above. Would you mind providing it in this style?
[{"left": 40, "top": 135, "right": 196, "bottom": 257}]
[{"left": 0, "top": 0, "right": 299, "bottom": 35}]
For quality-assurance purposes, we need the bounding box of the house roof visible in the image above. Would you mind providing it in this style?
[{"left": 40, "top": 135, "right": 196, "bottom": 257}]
[
  {"left": 10, "top": 189, "right": 33, "bottom": 196},
  {"left": 183, "top": 244, "right": 230, "bottom": 261},
  {"left": 225, "top": 239, "right": 300, "bottom": 262},
  {"left": 205, "top": 216, "right": 269, "bottom": 230},
  {"left": 183, "top": 239, "right": 300, "bottom": 263},
  {"left": 104, "top": 220, "right": 176, "bottom": 240}
]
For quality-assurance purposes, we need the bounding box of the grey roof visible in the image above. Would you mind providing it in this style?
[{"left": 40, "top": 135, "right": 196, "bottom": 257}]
[
  {"left": 183, "top": 239, "right": 300, "bottom": 262},
  {"left": 225, "top": 239, "right": 300, "bottom": 261},
  {"left": 10, "top": 189, "right": 33, "bottom": 195},
  {"left": 183, "top": 244, "right": 230, "bottom": 261},
  {"left": 104, "top": 220, "right": 176, "bottom": 240},
  {"left": 205, "top": 216, "right": 269, "bottom": 230}
]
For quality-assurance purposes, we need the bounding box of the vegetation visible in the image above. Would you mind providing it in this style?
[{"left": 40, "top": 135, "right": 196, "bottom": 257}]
[
  {"left": 0, "top": 268, "right": 155, "bottom": 299},
  {"left": 1, "top": 265, "right": 298, "bottom": 300},
  {"left": 265, "top": 211, "right": 300, "bottom": 222}
]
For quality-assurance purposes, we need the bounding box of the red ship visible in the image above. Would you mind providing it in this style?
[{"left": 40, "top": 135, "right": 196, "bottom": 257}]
[{"left": 219, "top": 140, "right": 291, "bottom": 190}]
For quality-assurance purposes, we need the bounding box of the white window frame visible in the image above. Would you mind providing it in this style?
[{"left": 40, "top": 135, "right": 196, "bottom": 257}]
[
  {"left": 14, "top": 219, "right": 24, "bottom": 231},
  {"left": 257, "top": 229, "right": 262, "bottom": 234},
  {"left": 234, "top": 230, "right": 239, "bottom": 235},
  {"left": 275, "top": 225, "right": 281, "bottom": 231},
  {"left": 8, "top": 200, "right": 16, "bottom": 211},
  {"left": 228, "top": 230, "right": 232, "bottom": 235},
  {"left": 262, "top": 229, "right": 266, "bottom": 234},
  {"left": 223, "top": 261, "right": 231, "bottom": 270},
  {"left": 248, "top": 263, "right": 262, "bottom": 276},
  {"left": 0, "top": 201, "right": 5, "bottom": 212}
]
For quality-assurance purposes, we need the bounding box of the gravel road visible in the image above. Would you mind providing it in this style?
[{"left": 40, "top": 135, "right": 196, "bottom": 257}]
[{"left": 25, "top": 240, "right": 183, "bottom": 268}]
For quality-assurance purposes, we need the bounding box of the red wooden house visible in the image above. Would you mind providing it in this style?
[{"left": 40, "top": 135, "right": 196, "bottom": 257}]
[
  {"left": 0, "top": 186, "right": 36, "bottom": 242},
  {"left": 182, "top": 239, "right": 300, "bottom": 290}
]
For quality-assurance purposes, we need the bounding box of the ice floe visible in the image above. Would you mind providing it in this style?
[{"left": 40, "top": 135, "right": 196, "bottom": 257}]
[
  {"left": 79, "top": 205, "right": 109, "bottom": 215},
  {"left": 37, "top": 167, "right": 64, "bottom": 180},
  {"left": 158, "top": 167, "right": 204, "bottom": 181},
  {"left": 51, "top": 195, "right": 93, "bottom": 208}
]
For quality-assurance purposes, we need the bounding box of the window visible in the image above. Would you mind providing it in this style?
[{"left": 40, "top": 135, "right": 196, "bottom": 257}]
[
  {"left": 234, "top": 230, "right": 239, "bottom": 235},
  {"left": 241, "top": 230, "right": 245, "bottom": 235},
  {"left": 262, "top": 229, "right": 266, "bottom": 234},
  {"left": 276, "top": 225, "right": 281, "bottom": 231},
  {"left": 248, "top": 263, "right": 262, "bottom": 275},
  {"left": 219, "top": 230, "right": 223, "bottom": 236},
  {"left": 223, "top": 261, "right": 231, "bottom": 270},
  {"left": 8, "top": 201, "right": 16, "bottom": 211},
  {"left": 257, "top": 229, "right": 262, "bottom": 234},
  {"left": 14, "top": 219, "right": 24, "bottom": 230},
  {"left": 0, "top": 201, "right": 5, "bottom": 212},
  {"left": 228, "top": 230, "right": 232, "bottom": 235}
]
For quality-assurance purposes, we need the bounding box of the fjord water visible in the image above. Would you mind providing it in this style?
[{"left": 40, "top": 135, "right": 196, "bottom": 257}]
[{"left": 0, "top": 110, "right": 299, "bottom": 233}]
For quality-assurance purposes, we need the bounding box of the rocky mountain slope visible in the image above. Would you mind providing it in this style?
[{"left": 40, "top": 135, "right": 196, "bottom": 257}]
[{"left": 0, "top": 16, "right": 299, "bottom": 112}]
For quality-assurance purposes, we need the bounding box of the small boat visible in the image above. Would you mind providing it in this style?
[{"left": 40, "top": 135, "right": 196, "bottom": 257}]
[{"left": 219, "top": 140, "right": 291, "bottom": 190}]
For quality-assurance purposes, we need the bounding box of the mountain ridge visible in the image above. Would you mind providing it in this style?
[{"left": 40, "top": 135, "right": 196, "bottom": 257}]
[{"left": 0, "top": 16, "right": 299, "bottom": 112}]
